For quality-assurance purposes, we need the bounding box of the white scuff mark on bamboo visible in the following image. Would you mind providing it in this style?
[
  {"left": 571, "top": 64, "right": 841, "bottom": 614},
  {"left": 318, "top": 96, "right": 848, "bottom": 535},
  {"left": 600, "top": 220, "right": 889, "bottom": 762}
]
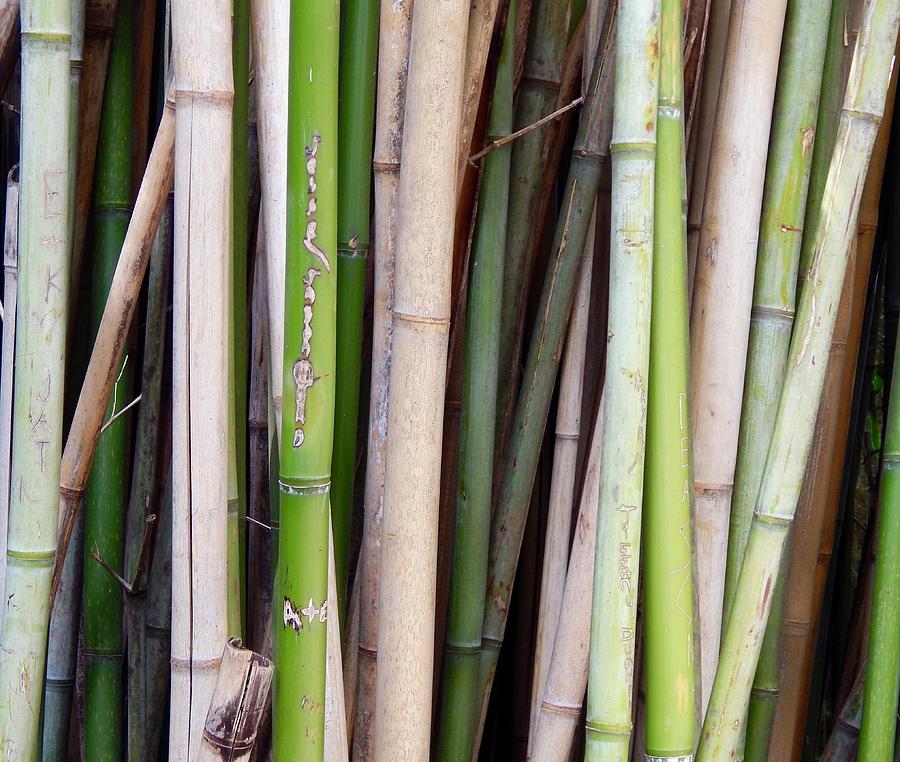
[{"left": 284, "top": 596, "right": 304, "bottom": 632}]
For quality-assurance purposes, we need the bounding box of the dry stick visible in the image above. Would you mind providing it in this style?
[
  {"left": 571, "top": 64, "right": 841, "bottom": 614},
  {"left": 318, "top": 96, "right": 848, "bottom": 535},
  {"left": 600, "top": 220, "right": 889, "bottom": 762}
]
[
  {"left": 528, "top": 404, "right": 603, "bottom": 762},
  {"left": 681, "top": 0, "right": 710, "bottom": 148},
  {"left": 169, "top": 0, "right": 233, "bottom": 751},
  {"left": 50, "top": 96, "right": 175, "bottom": 606},
  {"left": 69, "top": 0, "right": 117, "bottom": 307},
  {"left": 249, "top": 0, "right": 288, "bottom": 433},
  {"left": 352, "top": 0, "right": 413, "bottom": 756},
  {"left": 196, "top": 638, "right": 274, "bottom": 762},
  {"left": 0, "top": 165, "right": 17, "bottom": 613},
  {"left": 688, "top": 0, "right": 789, "bottom": 711},
  {"left": 771, "top": 38, "right": 897, "bottom": 761}
]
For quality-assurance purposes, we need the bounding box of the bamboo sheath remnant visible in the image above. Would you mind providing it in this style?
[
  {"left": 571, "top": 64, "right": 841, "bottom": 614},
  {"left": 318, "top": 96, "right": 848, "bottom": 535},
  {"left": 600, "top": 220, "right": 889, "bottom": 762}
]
[
  {"left": 688, "top": 0, "right": 789, "bottom": 711},
  {"left": 352, "top": 1, "right": 412, "bottom": 756},
  {"left": 696, "top": 0, "right": 899, "bottom": 753},
  {"left": 170, "top": 0, "right": 233, "bottom": 752}
]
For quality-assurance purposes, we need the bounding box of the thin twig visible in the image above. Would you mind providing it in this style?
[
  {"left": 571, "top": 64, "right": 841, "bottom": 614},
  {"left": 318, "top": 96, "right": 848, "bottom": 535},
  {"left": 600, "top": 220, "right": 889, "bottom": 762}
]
[
  {"left": 100, "top": 393, "right": 142, "bottom": 434},
  {"left": 467, "top": 96, "right": 585, "bottom": 165},
  {"left": 90, "top": 513, "right": 158, "bottom": 595}
]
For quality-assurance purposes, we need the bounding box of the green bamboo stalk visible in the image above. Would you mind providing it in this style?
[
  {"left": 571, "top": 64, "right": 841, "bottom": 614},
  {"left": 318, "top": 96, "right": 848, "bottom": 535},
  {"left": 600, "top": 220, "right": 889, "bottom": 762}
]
[
  {"left": 584, "top": 0, "right": 659, "bottom": 755},
  {"left": 272, "top": 0, "right": 338, "bottom": 755},
  {"left": 696, "top": 0, "right": 899, "bottom": 754},
  {"left": 435, "top": 4, "right": 515, "bottom": 758},
  {"left": 858, "top": 330, "right": 900, "bottom": 759},
  {"left": 332, "top": 0, "right": 378, "bottom": 618},
  {"left": 723, "top": 0, "right": 832, "bottom": 625},
  {"left": 0, "top": 0, "right": 72, "bottom": 753},
  {"left": 642, "top": 0, "right": 695, "bottom": 752},
  {"left": 82, "top": 2, "right": 133, "bottom": 756},
  {"left": 476, "top": 1, "right": 616, "bottom": 737},
  {"left": 228, "top": 0, "right": 250, "bottom": 638}
]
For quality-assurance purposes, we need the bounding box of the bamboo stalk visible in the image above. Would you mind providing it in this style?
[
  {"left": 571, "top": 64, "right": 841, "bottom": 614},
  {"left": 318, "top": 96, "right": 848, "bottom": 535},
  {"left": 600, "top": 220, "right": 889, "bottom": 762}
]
[
  {"left": 196, "top": 638, "right": 274, "bottom": 762},
  {"left": 0, "top": 1, "right": 19, "bottom": 96},
  {"left": 333, "top": 0, "right": 378, "bottom": 616},
  {"left": 642, "top": 0, "right": 696, "bottom": 751},
  {"left": 170, "top": 0, "right": 233, "bottom": 752},
  {"left": 584, "top": 0, "right": 659, "bottom": 755},
  {"left": 477, "top": 7, "right": 616, "bottom": 743},
  {"left": 128, "top": 0, "right": 155, "bottom": 194},
  {"left": 820, "top": 662, "right": 866, "bottom": 761},
  {"left": 371, "top": 0, "right": 469, "bottom": 755},
  {"left": 0, "top": 165, "right": 18, "bottom": 614},
  {"left": 528, "top": 407, "right": 602, "bottom": 762},
  {"left": 249, "top": 0, "right": 288, "bottom": 435},
  {"left": 352, "top": 0, "right": 413, "bottom": 754},
  {"left": 688, "top": 0, "right": 789, "bottom": 710},
  {"left": 325, "top": 520, "right": 350, "bottom": 762},
  {"left": 51, "top": 92, "right": 175, "bottom": 608},
  {"left": 271, "top": 0, "right": 338, "bottom": 755},
  {"left": 696, "top": 0, "right": 899, "bottom": 753},
  {"left": 771, "top": 26, "right": 896, "bottom": 759},
  {"left": 0, "top": 0, "right": 72, "bottom": 752},
  {"left": 858, "top": 335, "right": 900, "bottom": 759},
  {"left": 435, "top": 4, "right": 515, "bottom": 756}
]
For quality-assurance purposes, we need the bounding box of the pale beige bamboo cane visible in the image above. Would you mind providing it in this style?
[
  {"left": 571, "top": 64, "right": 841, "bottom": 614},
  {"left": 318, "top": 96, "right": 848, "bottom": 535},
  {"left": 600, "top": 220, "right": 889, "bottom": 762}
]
[
  {"left": 326, "top": 519, "right": 350, "bottom": 762},
  {"left": 353, "top": 0, "right": 413, "bottom": 756},
  {"left": 0, "top": 0, "right": 19, "bottom": 93},
  {"left": 688, "top": 0, "right": 788, "bottom": 712},
  {"left": 371, "top": 0, "right": 469, "bottom": 756},
  {"left": 196, "top": 638, "right": 273, "bottom": 762},
  {"left": 51, "top": 98, "right": 175, "bottom": 604},
  {"left": 456, "top": 0, "right": 503, "bottom": 186},
  {"left": 0, "top": 166, "right": 18, "bottom": 617},
  {"left": 684, "top": 0, "right": 731, "bottom": 297},
  {"left": 528, "top": 403, "right": 603, "bottom": 762},
  {"left": 249, "top": 0, "right": 287, "bottom": 432},
  {"left": 170, "top": 0, "right": 233, "bottom": 754}
]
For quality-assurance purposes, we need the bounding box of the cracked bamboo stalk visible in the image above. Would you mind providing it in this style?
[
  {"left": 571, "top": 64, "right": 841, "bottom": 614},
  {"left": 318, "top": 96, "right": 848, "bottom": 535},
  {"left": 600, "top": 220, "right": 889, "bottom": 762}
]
[
  {"left": 0, "top": 0, "right": 73, "bottom": 754},
  {"left": 584, "top": 0, "right": 659, "bottom": 755},
  {"left": 688, "top": 0, "right": 789, "bottom": 711},
  {"left": 352, "top": 0, "right": 413, "bottom": 756},
  {"left": 527, "top": 403, "right": 602, "bottom": 762},
  {"left": 371, "top": 0, "right": 469, "bottom": 755},
  {"left": 51, "top": 94, "right": 175, "bottom": 607},
  {"left": 170, "top": 0, "right": 233, "bottom": 752},
  {"left": 0, "top": 165, "right": 18, "bottom": 616},
  {"left": 196, "top": 638, "right": 274, "bottom": 762},
  {"left": 696, "top": 0, "right": 899, "bottom": 752},
  {"left": 249, "top": 0, "right": 288, "bottom": 435}
]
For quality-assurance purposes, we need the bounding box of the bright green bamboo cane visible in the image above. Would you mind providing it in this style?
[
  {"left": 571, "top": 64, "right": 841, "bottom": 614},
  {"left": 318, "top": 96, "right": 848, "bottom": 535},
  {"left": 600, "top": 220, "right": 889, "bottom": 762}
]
[
  {"left": 642, "top": 0, "right": 695, "bottom": 753},
  {"left": 332, "top": 0, "right": 378, "bottom": 617},
  {"left": 858, "top": 334, "right": 900, "bottom": 759},
  {"left": 696, "top": 0, "right": 899, "bottom": 754},
  {"left": 476, "top": 2, "right": 616, "bottom": 734},
  {"left": 82, "top": 2, "right": 133, "bottom": 756},
  {"left": 435, "top": 3, "right": 515, "bottom": 758},
  {"left": 584, "top": 0, "right": 659, "bottom": 756},
  {"left": 0, "top": 0, "right": 72, "bottom": 754},
  {"left": 273, "top": 0, "right": 338, "bottom": 755}
]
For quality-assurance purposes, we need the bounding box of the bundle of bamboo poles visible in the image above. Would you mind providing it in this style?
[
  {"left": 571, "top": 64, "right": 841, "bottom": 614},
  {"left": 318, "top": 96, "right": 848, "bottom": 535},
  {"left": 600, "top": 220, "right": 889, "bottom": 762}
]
[{"left": 0, "top": 0, "right": 896, "bottom": 758}]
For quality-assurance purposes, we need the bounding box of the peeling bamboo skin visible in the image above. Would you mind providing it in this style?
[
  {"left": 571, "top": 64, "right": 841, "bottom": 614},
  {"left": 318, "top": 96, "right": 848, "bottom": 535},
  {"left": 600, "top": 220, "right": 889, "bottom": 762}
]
[
  {"left": 722, "top": 0, "right": 832, "bottom": 626},
  {"left": 353, "top": 1, "right": 412, "bottom": 755},
  {"left": 372, "top": 0, "right": 469, "bottom": 756},
  {"left": 859, "top": 353, "right": 900, "bottom": 758},
  {"left": 696, "top": 0, "right": 899, "bottom": 752},
  {"left": 0, "top": 0, "right": 71, "bottom": 755},
  {"left": 273, "top": 0, "right": 339, "bottom": 755},
  {"left": 643, "top": 0, "right": 696, "bottom": 750},
  {"left": 170, "top": 0, "right": 233, "bottom": 754},
  {"left": 688, "top": 0, "right": 789, "bottom": 711}
]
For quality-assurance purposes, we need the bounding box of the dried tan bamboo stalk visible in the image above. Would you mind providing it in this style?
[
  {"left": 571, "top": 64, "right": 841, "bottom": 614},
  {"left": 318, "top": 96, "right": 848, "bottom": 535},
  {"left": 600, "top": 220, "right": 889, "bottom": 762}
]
[
  {"left": 0, "top": 0, "right": 19, "bottom": 96},
  {"left": 326, "top": 520, "right": 350, "bottom": 762},
  {"left": 352, "top": 0, "right": 413, "bottom": 756},
  {"left": 528, "top": 407, "right": 602, "bottom": 762},
  {"left": 196, "top": 638, "right": 273, "bottom": 762},
  {"left": 51, "top": 98, "right": 175, "bottom": 603},
  {"left": 688, "top": 0, "right": 788, "bottom": 710},
  {"left": 170, "top": 0, "right": 233, "bottom": 753},
  {"left": 343, "top": 557, "right": 361, "bottom": 739},
  {"left": 372, "top": 0, "right": 469, "bottom": 756},
  {"left": 249, "top": 0, "right": 288, "bottom": 432}
]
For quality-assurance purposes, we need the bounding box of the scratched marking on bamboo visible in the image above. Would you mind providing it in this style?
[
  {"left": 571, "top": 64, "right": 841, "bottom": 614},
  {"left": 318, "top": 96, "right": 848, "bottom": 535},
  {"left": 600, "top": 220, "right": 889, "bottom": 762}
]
[
  {"left": 292, "top": 134, "right": 329, "bottom": 448},
  {"left": 283, "top": 595, "right": 328, "bottom": 632}
]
